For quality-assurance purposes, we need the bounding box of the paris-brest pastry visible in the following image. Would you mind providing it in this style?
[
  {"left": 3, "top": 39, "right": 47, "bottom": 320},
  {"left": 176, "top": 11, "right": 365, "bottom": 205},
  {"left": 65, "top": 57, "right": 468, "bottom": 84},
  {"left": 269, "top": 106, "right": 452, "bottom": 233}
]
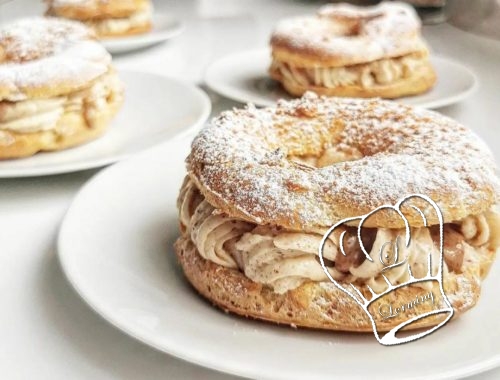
[
  {"left": 175, "top": 93, "right": 500, "bottom": 331},
  {"left": 0, "top": 17, "right": 123, "bottom": 159},
  {"left": 45, "top": 0, "right": 153, "bottom": 38},
  {"left": 270, "top": 2, "right": 436, "bottom": 98}
]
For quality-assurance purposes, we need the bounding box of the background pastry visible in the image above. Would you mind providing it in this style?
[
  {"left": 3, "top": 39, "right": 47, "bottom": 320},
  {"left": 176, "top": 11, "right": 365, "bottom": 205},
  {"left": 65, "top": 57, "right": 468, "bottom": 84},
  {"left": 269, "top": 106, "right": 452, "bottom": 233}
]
[
  {"left": 269, "top": 2, "right": 436, "bottom": 98},
  {"left": 175, "top": 93, "right": 500, "bottom": 332},
  {"left": 45, "top": 0, "right": 153, "bottom": 38},
  {"left": 0, "top": 17, "right": 124, "bottom": 159}
]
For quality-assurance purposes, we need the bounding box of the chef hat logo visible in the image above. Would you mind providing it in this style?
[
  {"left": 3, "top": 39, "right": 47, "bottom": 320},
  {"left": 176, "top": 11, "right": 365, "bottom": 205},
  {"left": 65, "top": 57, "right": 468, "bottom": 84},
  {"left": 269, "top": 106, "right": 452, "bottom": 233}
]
[{"left": 318, "top": 194, "right": 454, "bottom": 346}]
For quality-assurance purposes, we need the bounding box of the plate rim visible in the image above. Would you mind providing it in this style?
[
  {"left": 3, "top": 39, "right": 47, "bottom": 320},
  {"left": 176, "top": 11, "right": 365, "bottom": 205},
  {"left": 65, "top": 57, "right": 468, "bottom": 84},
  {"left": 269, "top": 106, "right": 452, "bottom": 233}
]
[
  {"left": 204, "top": 48, "right": 478, "bottom": 109},
  {"left": 101, "top": 13, "right": 185, "bottom": 53},
  {"left": 57, "top": 140, "right": 500, "bottom": 380},
  {"left": 0, "top": 71, "right": 211, "bottom": 178}
]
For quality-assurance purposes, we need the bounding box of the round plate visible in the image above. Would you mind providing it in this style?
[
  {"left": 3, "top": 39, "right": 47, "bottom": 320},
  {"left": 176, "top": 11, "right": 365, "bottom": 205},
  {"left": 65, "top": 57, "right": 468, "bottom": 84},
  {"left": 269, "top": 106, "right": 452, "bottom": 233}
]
[
  {"left": 0, "top": 71, "right": 210, "bottom": 178},
  {"left": 58, "top": 137, "right": 500, "bottom": 380},
  {"left": 101, "top": 14, "right": 184, "bottom": 54},
  {"left": 204, "top": 49, "right": 477, "bottom": 109}
]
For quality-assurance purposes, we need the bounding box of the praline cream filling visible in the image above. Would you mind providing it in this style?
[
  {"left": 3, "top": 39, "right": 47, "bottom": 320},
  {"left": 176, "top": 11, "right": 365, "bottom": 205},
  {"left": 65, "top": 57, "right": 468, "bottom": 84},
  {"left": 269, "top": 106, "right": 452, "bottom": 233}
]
[
  {"left": 87, "top": 7, "right": 152, "bottom": 35},
  {"left": 0, "top": 70, "right": 123, "bottom": 134},
  {"left": 0, "top": 98, "right": 66, "bottom": 133},
  {"left": 271, "top": 53, "right": 427, "bottom": 88},
  {"left": 179, "top": 178, "right": 500, "bottom": 294}
]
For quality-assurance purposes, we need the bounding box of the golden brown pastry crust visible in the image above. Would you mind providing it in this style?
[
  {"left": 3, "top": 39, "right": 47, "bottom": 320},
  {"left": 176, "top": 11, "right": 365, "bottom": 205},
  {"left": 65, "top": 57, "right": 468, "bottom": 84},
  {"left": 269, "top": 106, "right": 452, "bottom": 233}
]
[
  {"left": 271, "top": 2, "right": 427, "bottom": 67},
  {"left": 174, "top": 235, "right": 488, "bottom": 332},
  {"left": 187, "top": 94, "right": 499, "bottom": 230},
  {"left": 45, "top": 0, "right": 152, "bottom": 38},
  {"left": 0, "top": 17, "right": 111, "bottom": 101},
  {"left": 45, "top": 0, "right": 151, "bottom": 20}
]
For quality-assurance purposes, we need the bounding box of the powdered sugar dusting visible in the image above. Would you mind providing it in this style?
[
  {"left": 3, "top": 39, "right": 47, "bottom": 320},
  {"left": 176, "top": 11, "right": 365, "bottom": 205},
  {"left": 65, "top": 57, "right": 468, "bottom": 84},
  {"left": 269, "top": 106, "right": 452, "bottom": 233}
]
[
  {"left": 0, "top": 17, "right": 111, "bottom": 101},
  {"left": 271, "top": 2, "right": 427, "bottom": 65},
  {"left": 188, "top": 93, "right": 500, "bottom": 229}
]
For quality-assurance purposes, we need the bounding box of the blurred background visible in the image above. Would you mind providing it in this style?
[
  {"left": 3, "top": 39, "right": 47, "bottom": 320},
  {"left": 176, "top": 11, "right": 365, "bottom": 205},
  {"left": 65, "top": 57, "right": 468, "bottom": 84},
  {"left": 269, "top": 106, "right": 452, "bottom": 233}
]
[{"left": 3, "top": 0, "right": 500, "bottom": 39}]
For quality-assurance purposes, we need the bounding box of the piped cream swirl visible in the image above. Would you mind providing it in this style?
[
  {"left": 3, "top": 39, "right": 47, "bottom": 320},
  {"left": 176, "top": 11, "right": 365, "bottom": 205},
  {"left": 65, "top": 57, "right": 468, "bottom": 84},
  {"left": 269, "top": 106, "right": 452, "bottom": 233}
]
[
  {"left": 0, "top": 70, "right": 123, "bottom": 133},
  {"left": 270, "top": 53, "right": 427, "bottom": 89},
  {"left": 86, "top": 6, "right": 152, "bottom": 36},
  {"left": 179, "top": 178, "right": 500, "bottom": 294}
]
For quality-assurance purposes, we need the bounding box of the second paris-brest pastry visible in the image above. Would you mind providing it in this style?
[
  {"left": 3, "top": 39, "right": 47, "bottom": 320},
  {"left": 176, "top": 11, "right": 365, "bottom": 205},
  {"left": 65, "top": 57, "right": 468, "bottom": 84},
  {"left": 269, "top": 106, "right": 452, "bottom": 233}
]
[
  {"left": 0, "top": 17, "right": 124, "bottom": 159},
  {"left": 175, "top": 93, "right": 500, "bottom": 332},
  {"left": 270, "top": 2, "right": 436, "bottom": 98},
  {"left": 45, "top": 0, "right": 153, "bottom": 38}
]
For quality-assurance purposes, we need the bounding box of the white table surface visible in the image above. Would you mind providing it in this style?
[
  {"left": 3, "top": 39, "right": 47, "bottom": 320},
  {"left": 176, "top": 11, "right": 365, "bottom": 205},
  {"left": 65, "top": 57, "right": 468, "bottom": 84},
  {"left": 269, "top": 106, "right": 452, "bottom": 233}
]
[{"left": 1, "top": 0, "right": 500, "bottom": 379}]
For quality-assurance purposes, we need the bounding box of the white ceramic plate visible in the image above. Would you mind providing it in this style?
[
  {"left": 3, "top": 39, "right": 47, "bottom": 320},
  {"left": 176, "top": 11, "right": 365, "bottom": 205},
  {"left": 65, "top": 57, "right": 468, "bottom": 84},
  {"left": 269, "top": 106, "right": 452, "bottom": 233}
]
[
  {"left": 0, "top": 71, "right": 210, "bottom": 178},
  {"left": 205, "top": 49, "right": 477, "bottom": 109},
  {"left": 58, "top": 137, "right": 500, "bottom": 380},
  {"left": 101, "top": 14, "right": 184, "bottom": 54}
]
